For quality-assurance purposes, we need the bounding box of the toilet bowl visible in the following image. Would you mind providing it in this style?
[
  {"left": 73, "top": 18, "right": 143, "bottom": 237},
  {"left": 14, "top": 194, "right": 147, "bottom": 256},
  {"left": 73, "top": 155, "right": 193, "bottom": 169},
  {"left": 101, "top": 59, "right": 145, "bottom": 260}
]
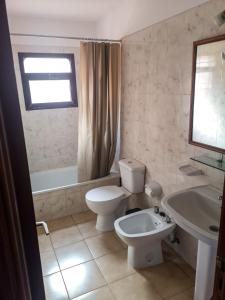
[
  {"left": 86, "top": 186, "right": 129, "bottom": 231},
  {"left": 114, "top": 208, "right": 175, "bottom": 268},
  {"left": 85, "top": 159, "right": 146, "bottom": 231}
]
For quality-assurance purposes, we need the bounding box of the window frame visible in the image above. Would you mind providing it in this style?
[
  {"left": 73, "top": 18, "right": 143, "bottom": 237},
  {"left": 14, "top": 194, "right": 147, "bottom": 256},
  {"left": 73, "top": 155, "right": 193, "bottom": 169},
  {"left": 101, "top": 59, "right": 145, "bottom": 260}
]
[{"left": 18, "top": 52, "right": 78, "bottom": 110}]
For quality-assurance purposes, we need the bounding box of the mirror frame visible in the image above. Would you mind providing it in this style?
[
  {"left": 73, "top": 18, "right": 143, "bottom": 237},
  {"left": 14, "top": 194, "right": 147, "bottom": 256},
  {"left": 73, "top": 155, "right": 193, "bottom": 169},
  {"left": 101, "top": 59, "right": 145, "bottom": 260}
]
[{"left": 189, "top": 33, "right": 225, "bottom": 155}]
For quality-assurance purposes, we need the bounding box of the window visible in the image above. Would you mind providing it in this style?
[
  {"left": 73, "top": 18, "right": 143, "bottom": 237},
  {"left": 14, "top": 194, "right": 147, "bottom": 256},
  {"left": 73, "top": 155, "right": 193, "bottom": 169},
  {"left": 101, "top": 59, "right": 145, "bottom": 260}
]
[{"left": 18, "top": 53, "right": 77, "bottom": 110}]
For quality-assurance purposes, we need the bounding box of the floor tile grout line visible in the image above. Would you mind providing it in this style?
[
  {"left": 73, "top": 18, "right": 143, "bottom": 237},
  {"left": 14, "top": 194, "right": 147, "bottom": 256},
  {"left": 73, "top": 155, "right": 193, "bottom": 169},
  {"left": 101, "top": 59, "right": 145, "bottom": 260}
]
[
  {"left": 41, "top": 240, "right": 125, "bottom": 275},
  {"left": 48, "top": 232, "right": 71, "bottom": 300},
  {"left": 43, "top": 247, "right": 128, "bottom": 278},
  {"left": 84, "top": 237, "right": 126, "bottom": 260},
  {"left": 142, "top": 269, "right": 193, "bottom": 300},
  {"left": 69, "top": 282, "right": 109, "bottom": 300},
  {"left": 58, "top": 257, "right": 95, "bottom": 273},
  {"left": 95, "top": 257, "right": 137, "bottom": 286},
  {"left": 40, "top": 213, "right": 195, "bottom": 300},
  {"left": 106, "top": 271, "right": 164, "bottom": 300},
  {"left": 164, "top": 286, "right": 195, "bottom": 300},
  {"left": 171, "top": 259, "right": 196, "bottom": 281}
]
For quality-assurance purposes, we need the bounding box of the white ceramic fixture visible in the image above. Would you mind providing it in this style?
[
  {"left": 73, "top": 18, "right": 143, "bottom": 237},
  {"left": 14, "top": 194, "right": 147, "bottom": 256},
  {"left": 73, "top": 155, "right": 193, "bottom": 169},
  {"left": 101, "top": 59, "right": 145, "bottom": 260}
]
[
  {"left": 85, "top": 159, "right": 145, "bottom": 231},
  {"left": 114, "top": 208, "right": 175, "bottom": 268},
  {"left": 162, "top": 185, "right": 221, "bottom": 300}
]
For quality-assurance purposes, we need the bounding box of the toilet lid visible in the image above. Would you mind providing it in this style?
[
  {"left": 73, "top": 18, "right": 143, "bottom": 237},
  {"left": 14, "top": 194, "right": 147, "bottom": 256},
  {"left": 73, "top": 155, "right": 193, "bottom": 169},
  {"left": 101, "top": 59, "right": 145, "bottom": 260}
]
[{"left": 86, "top": 186, "right": 125, "bottom": 202}]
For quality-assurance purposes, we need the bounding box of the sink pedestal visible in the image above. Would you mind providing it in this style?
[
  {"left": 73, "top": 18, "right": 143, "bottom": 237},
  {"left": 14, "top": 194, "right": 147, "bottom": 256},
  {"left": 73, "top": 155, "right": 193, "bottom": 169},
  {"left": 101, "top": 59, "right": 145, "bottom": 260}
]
[{"left": 194, "top": 240, "right": 217, "bottom": 300}]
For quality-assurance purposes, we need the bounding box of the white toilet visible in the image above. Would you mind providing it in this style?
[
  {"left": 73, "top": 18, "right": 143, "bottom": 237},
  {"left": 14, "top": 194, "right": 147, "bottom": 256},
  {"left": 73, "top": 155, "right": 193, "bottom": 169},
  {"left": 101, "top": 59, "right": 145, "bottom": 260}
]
[
  {"left": 85, "top": 159, "right": 145, "bottom": 231},
  {"left": 114, "top": 208, "right": 175, "bottom": 268}
]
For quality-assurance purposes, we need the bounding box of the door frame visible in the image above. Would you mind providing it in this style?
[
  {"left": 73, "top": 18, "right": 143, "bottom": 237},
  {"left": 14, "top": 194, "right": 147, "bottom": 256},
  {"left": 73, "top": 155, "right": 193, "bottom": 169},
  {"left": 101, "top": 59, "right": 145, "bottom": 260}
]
[
  {"left": 1, "top": 0, "right": 225, "bottom": 298},
  {"left": 213, "top": 177, "right": 225, "bottom": 299},
  {"left": 0, "top": 1, "right": 45, "bottom": 299}
]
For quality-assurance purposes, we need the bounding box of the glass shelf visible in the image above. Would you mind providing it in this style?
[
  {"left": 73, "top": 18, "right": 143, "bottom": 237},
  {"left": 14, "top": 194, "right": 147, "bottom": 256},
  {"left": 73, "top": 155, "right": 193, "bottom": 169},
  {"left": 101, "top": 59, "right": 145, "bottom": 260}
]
[{"left": 191, "top": 154, "right": 225, "bottom": 173}]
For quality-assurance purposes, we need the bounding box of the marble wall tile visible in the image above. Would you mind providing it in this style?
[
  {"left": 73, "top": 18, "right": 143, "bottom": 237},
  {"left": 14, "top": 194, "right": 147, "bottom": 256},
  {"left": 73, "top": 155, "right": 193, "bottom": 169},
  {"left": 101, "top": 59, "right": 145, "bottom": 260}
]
[
  {"left": 121, "top": 0, "right": 225, "bottom": 268},
  {"left": 12, "top": 44, "right": 80, "bottom": 173},
  {"left": 34, "top": 190, "right": 67, "bottom": 221}
]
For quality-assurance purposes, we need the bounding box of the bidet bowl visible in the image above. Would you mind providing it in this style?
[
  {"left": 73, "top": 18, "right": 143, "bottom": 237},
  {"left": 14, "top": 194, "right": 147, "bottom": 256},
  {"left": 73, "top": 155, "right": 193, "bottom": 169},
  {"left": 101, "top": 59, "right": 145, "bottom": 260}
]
[{"left": 114, "top": 208, "right": 175, "bottom": 268}]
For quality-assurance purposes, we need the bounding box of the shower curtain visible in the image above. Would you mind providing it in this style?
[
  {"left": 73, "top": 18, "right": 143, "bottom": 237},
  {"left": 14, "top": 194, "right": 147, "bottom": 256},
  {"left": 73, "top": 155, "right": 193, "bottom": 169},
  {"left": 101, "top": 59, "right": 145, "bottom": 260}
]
[{"left": 78, "top": 42, "right": 121, "bottom": 182}]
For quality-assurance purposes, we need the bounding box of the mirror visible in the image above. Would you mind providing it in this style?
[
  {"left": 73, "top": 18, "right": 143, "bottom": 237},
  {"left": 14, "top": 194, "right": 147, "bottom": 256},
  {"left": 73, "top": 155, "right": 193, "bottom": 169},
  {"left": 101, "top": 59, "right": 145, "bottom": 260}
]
[{"left": 189, "top": 34, "right": 225, "bottom": 154}]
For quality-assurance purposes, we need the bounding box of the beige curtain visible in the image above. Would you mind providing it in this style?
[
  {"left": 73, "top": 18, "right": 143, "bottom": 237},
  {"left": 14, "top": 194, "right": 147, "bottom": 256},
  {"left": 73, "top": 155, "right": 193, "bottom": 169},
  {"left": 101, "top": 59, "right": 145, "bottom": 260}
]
[{"left": 78, "top": 42, "right": 121, "bottom": 182}]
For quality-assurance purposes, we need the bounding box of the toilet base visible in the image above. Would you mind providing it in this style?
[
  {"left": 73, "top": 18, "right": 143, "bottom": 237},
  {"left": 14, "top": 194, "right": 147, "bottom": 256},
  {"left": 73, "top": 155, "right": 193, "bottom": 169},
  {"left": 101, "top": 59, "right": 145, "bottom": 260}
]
[
  {"left": 96, "top": 214, "right": 115, "bottom": 231},
  {"left": 127, "top": 241, "right": 163, "bottom": 268}
]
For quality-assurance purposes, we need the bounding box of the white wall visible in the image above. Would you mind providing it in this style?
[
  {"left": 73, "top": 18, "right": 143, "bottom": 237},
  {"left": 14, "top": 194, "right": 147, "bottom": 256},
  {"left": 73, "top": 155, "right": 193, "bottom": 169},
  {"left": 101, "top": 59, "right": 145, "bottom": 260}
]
[
  {"left": 97, "top": 0, "right": 209, "bottom": 39},
  {"left": 9, "top": 16, "right": 98, "bottom": 47}
]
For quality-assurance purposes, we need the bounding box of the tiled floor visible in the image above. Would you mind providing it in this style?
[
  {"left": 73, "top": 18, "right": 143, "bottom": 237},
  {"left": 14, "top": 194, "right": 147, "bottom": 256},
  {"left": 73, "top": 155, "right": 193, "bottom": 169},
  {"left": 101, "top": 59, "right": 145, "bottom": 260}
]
[{"left": 37, "top": 211, "right": 195, "bottom": 300}]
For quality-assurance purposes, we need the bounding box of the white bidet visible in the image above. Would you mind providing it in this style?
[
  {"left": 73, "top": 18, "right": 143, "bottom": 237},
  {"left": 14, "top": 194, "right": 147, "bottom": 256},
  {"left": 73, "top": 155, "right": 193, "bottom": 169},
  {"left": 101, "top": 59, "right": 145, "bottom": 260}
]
[{"left": 114, "top": 208, "right": 175, "bottom": 268}]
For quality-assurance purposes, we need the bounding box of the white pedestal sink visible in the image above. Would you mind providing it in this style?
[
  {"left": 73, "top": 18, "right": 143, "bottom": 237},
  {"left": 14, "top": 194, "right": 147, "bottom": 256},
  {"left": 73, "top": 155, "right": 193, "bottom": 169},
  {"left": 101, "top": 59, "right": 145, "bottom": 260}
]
[{"left": 162, "top": 185, "right": 221, "bottom": 300}]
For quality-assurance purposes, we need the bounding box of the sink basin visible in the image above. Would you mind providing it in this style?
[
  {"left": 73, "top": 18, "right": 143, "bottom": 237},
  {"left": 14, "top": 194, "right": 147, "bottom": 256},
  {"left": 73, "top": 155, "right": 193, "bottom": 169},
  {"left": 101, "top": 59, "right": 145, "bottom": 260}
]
[
  {"left": 162, "top": 185, "right": 222, "bottom": 300},
  {"left": 162, "top": 186, "right": 221, "bottom": 246}
]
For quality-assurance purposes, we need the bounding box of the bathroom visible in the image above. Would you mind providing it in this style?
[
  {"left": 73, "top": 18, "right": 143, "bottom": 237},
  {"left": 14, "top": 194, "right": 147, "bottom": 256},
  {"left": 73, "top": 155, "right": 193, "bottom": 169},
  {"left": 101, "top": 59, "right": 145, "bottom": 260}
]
[{"left": 1, "top": 0, "right": 225, "bottom": 299}]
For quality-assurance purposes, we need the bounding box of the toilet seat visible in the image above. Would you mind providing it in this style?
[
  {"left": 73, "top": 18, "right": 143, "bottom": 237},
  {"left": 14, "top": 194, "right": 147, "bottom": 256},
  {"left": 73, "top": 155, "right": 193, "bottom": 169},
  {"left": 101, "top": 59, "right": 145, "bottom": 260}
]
[{"left": 86, "top": 186, "right": 125, "bottom": 203}]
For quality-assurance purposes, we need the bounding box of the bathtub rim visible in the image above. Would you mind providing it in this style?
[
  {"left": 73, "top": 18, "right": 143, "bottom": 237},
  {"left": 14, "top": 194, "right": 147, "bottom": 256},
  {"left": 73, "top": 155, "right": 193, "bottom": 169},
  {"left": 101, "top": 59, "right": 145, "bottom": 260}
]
[{"left": 32, "top": 172, "right": 120, "bottom": 196}]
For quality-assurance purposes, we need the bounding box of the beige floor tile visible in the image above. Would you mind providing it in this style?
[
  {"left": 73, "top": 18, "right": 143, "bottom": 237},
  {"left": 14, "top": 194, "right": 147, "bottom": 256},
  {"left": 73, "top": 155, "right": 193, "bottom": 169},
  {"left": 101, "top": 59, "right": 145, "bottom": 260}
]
[
  {"left": 168, "top": 287, "right": 194, "bottom": 300},
  {"left": 85, "top": 232, "right": 124, "bottom": 258},
  {"left": 140, "top": 261, "right": 193, "bottom": 299},
  {"left": 162, "top": 243, "right": 196, "bottom": 281},
  {"left": 48, "top": 216, "right": 75, "bottom": 232},
  {"left": 51, "top": 226, "right": 83, "bottom": 248},
  {"left": 38, "top": 234, "right": 53, "bottom": 253},
  {"left": 55, "top": 241, "right": 93, "bottom": 270},
  {"left": 162, "top": 241, "right": 178, "bottom": 262},
  {"left": 95, "top": 250, "right": 135, "bottom": 283},
  {"left": 173, "top": 258, "right": 195, "bottom": 281},
  {"left": 110, "top": 273, "right": 162, "bottom": 300},
  {"left": 72, "top": 286, "right": 115, "bottom": 300},
  {"left": 43, "top": 272, "right": 69, "bottom": 300},
  {"left": 72, "top": 211, "right": 96, "bottom": 224},
  {"left": 78, "top": 221, "right": 102, "bottom": 239},
  {"left": 37, "top": 226, "right": 45, "bottom": 236},
  {"left": 40, "top": 249, "right": 60, "bottom": 276},
  {"left": 62, "top": 261, "right": 106, "bottom": 299}
]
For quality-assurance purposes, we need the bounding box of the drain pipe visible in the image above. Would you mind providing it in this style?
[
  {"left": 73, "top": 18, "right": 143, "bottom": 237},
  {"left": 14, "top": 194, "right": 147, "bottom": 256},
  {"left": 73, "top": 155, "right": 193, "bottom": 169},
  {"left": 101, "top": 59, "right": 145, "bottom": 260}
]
[
  {"left": 168, "top": 231, "right": 180, "bottom": 244},
  {"left": 36, "top": 221, "right": 49, "bottom": 235}
]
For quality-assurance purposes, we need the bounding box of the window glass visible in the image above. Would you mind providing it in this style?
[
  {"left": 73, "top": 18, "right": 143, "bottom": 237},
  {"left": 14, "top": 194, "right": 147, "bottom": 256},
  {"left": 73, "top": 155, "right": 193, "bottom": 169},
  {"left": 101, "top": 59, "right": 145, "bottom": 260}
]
[
  {"left": 29, "top": 80, "right": 72, "bottom": 104},
  {"left": 18, "top": 52, "right": 77, "bottom": 110},
  {"left": 24, "top": 57, "right": 71, "bottom": 73}
]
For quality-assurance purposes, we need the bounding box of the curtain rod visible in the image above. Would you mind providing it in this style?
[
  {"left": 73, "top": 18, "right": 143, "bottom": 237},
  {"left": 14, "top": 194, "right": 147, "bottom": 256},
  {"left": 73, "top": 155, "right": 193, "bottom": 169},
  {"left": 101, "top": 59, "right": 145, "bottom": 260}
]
[{"left": 10, "top": 33, "right": 121, "bottom": 43}]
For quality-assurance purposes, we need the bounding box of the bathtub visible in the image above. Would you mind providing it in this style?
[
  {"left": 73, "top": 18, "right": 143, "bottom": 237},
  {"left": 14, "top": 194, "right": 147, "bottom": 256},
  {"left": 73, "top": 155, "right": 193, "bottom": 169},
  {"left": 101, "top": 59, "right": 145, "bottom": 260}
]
[
  {"left": 32, "top": 166, "right": 120, "bottom": 221},
  {"left": 31, "top": 166, "right": 78, "bottom": 194}
]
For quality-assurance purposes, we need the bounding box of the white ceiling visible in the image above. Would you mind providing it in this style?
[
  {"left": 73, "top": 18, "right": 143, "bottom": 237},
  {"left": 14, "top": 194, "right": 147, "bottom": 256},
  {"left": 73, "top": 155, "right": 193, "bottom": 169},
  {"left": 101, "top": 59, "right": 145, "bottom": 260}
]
[
  {"left": 6, "top": 0, "right": 209, "bottom": 40},
  {"left": 6, "top": 0, "right": 121, "bottom": 21}
]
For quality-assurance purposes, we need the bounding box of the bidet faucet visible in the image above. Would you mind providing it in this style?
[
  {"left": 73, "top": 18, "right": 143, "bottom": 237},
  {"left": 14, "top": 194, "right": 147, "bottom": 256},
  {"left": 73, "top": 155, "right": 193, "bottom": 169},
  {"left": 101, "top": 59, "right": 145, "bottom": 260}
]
[
  {"left": 166, "top": 216, "right": 172, "bottom": 224},
  {"left": 154, "top": 206, "right": 160, "bottom": 214},
  {"left": 218, "top": 195, "right": 223, "bottom": 201}
]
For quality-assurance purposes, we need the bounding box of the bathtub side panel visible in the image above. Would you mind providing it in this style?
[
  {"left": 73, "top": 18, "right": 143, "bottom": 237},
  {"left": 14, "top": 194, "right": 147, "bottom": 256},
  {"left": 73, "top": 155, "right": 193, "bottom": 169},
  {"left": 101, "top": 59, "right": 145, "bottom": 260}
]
[{"left": 33, "top": 174, "right": 120, "bottom": 221}]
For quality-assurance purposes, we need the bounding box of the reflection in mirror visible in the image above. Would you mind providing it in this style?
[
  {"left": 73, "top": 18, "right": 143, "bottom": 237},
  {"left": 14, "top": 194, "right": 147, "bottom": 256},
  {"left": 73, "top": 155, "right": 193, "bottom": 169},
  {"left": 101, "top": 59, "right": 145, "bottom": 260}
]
[{"left": 190, "top": 35, "right": 225, "bottom": 154}]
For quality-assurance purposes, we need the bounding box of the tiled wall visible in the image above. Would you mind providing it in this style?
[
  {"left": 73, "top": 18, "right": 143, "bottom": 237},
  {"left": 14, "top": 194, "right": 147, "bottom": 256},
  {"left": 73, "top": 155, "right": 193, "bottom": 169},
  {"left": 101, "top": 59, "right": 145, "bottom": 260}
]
[
  {"left": 121, "top": 0, "right": 225, "bottom": 268},
  {"left": 12, "top": 45, "right": 80, "bottom": 173}
]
